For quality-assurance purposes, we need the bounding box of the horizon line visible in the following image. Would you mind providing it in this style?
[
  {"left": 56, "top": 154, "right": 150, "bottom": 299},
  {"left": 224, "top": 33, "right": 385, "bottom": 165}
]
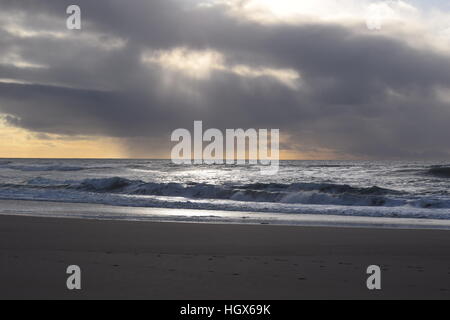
[{"left": 0, "top": 157, "right": 447, "bottom": 162}]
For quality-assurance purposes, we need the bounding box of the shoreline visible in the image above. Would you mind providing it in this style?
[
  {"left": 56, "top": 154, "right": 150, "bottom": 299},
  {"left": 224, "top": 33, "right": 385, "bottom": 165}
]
[
  {"left": 1, "top": 214, "right": 450, "bottom": 299},
  {"left": 1, "top": 199, "right": 450, "bottom": 231}
]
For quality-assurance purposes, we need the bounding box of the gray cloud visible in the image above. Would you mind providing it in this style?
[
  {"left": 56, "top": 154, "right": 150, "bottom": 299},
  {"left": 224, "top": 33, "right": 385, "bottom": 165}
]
[{"left": 0, "top": 0, "right": 450, "bottom": 159}]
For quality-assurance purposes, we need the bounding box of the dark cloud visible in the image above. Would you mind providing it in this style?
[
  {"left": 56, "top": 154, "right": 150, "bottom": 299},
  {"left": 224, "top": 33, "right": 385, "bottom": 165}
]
[{"left": 0, "top": 0, "right": 450, "bottom": 159}]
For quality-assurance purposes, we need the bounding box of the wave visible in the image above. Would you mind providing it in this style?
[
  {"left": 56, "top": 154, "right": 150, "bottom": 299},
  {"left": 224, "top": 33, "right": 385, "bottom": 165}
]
[
  {"left": 51, "top": 177, "right": 407, "bottom": 207},
  {"left": 0, "top": 164, "right": 112, "bottom": 172},
  {"left": 428, "top": 166, "right": 450, "bottom": 178},
  {"left": 238, "top": 182, "right": 400, "bottom": 195},
  {"left": 0, "top": 164, "right": 84, "bottom": 172},
  {"left": 26, "top": 177, "right": 77, "bottom": 186},
  {"left": 0, "top": 175, "right": 444, "bottom": 221},
  {"left": 1, "top": 176, "right": 441, "bottom": 210},
  {"left": 305, "top": 164, "right": 354, "bottom": 168},
  {"left": 2, "top": 185, "right": 450, "bottom": 221}
]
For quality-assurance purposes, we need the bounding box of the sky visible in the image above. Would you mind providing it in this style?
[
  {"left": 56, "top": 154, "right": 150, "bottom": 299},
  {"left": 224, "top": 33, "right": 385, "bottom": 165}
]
[{"left": 0, "top": 0, "right": 450, "bottom": 159}]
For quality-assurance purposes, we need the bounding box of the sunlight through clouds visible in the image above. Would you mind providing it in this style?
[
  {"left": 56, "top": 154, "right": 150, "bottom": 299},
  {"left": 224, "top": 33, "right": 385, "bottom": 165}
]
[
  {"left": 199, "top": 0, "right": 450, "bottom": 53},
  {"left": 1, "top": 11, "right": 127, "bottom": 51},
  {"left": 200, "top": 0, "right": 373, "bottom": 24},
  {"left": 201, "top": 0, "right": 449, "bottom": 37},
  {"left": 0, "top": 51, "right": 48, "bottom": 69},
  {"left": 142, "top": 48, "right": 224, "bottom": 79},
  {"left": 142, "top": 47, "right": 301, "bottom": 89},
  {"left": 0, "top": 0, "right": 449, "bottom": 159}
]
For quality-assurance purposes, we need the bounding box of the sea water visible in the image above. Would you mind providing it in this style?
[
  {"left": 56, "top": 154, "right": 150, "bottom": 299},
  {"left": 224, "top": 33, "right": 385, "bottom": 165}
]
[{"left": 1, "top": 159, "right": 450, "bottom": 224}]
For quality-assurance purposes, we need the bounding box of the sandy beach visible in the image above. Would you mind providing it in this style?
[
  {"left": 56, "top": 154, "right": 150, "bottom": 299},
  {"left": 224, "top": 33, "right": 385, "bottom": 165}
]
[{"left": 1, "top": 214, "right": 450, "bottom": 300}]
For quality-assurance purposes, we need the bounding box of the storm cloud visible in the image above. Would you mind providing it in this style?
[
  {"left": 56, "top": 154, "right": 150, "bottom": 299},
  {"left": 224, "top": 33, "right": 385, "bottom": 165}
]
[{"left": 0, "top": 0, "right": 450, "bottom": 159}]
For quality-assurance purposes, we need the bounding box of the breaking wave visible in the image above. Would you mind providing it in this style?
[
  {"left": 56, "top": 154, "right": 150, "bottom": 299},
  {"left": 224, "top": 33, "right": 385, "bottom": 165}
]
[
  {"left": 428, "top": 166, "right": 450, "bottom": 178},
  {"left": 1, "top": 160, "right": 450, "bottom": 223},
  {"left": 18, "top": 176, "right": 442, "bottom": 209}
]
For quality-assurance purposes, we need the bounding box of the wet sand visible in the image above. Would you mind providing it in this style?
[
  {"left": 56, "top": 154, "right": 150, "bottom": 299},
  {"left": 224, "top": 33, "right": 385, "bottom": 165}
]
[{"left": 1, "top": 214, "right": 450, "bottom": 299}]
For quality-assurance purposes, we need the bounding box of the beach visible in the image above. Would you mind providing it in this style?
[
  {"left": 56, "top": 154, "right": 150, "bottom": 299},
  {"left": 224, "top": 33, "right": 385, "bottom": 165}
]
[
  {"left": 2, "top": 0, "right": 450, "bottom": 303},
  {"left": 1, "top": 213, "right": 450, "bottom": 300}
]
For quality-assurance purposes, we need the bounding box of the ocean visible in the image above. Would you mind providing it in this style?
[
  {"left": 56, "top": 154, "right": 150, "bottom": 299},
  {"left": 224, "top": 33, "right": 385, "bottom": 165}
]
[{"left": 1, "top": 159, "right": 450, "bottom": 227}]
